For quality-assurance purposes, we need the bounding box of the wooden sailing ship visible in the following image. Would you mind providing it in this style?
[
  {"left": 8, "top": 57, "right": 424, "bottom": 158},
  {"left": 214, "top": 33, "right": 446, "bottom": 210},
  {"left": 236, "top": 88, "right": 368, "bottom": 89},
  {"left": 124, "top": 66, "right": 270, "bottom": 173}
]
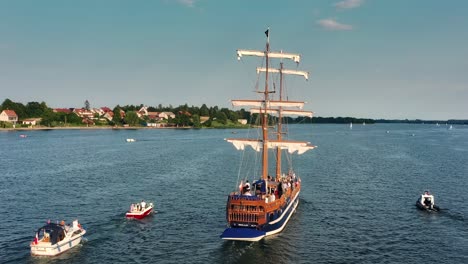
[{"left": 221, "top": 29, "right": 316, "bottom": 241}]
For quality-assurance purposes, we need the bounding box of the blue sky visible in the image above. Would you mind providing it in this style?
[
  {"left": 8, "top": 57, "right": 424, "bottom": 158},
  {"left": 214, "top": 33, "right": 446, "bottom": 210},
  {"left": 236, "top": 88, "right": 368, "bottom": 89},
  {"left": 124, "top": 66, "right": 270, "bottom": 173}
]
[{"left": 0, "top": 0, "right": 467, "bottom": 120}]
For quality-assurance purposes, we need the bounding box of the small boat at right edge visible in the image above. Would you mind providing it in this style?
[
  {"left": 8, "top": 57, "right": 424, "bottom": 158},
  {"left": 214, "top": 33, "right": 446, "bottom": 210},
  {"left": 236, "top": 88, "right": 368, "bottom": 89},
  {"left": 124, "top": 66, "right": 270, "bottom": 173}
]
[{"left": 220, "top": 28, "right": 316, "bottom": 241}]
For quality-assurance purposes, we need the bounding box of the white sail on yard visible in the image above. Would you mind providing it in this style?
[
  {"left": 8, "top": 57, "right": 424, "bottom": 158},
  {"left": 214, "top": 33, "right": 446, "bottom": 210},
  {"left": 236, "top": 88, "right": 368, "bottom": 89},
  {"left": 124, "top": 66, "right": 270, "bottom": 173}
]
[
  {"left": 256, "top": 67, "right": 309, "bottom": 80},
  {"left": 237, "top": 50, "right": 301, "bottom": 63},
  {"left": 231, "top": 100, "right": 305, "bottom": 109},
  {"left": 226, "top": 138, "right": 316, "bottom": 155},
  {"left": 249, "top": 108, "right": 313, "bottom": 118}
]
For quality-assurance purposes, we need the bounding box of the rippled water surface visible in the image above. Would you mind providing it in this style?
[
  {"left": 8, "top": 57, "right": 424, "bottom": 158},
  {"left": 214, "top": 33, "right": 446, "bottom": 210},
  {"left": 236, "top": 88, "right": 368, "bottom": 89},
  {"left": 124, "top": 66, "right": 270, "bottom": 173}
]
[{"left": 1, "top": 124, "right": 467, "bottom": 263}]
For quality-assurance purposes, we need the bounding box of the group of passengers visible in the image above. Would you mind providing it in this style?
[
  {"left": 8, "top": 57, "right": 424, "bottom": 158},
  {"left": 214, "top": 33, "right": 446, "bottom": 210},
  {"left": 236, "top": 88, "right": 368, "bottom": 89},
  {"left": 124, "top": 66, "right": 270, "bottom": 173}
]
[
  {"left": 240, "top": 171, "right": 299, "bottom": 202},
  {"left": 130, "top": 200, "right": 147, "bottom": 212}
]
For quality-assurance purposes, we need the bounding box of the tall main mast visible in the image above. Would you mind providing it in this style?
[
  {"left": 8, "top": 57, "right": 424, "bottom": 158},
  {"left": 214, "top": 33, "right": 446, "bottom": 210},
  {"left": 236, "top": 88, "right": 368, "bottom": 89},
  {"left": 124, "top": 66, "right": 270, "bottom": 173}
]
[
  {"left": 275, "top": 61, "right": 284, "bottom": 180},
  {"left": 261, "top": 29, "right": 270, "bottom": 180},
  {"left": 257, "top": 61, "right": 310, "bottom": 180}
]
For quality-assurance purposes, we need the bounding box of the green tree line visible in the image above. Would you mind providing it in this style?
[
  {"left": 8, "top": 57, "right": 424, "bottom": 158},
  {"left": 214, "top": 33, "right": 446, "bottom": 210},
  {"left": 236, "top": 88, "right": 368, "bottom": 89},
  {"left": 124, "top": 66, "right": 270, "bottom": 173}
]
[
  {"left": 5, "top": 98, "right": 461, "bottom": 127},
  {"left": 0, "top": 99, "right": 251, "bottom": 128}
]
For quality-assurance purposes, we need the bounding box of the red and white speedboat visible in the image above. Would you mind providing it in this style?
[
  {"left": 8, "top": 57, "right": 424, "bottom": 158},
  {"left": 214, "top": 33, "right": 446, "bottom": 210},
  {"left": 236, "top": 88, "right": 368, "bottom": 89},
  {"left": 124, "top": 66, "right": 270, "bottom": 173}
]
[
  {"left": 30, "top": 219, "right": 86, "bottom": 256},
  {"left": 126, "top": 201, "right": 154, "bottom": 219}
]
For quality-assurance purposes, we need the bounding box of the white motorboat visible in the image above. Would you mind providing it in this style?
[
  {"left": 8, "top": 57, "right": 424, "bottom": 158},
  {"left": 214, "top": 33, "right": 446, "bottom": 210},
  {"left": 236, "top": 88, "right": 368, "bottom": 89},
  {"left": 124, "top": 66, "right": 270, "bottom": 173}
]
[{"left": 30, "top": 219, "right": 86, "bottom": 256}]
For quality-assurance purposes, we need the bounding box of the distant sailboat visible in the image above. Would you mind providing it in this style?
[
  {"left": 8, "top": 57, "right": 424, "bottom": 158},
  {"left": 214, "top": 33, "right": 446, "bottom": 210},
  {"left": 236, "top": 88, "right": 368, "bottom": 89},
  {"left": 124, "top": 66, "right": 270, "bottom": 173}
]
[
  {"left": 349, "top": 122, "right": 353, "bottom": 129},
  {"left": 449, "top": 125, "right": 453, "bottom": 130}
]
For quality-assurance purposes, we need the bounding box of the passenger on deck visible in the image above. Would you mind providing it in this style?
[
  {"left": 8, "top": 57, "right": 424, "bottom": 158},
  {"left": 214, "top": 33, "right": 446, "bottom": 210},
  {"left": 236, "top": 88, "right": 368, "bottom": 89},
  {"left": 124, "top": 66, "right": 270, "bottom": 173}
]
[
  {"left": 43, "top": 232, "right": 50, "bottom": 242},
  {"left": 424, "top": 197, "right": 432, "bottom": 207},
  {"left": 243, "top": 180, "right": 252, "bottom": 196},
  {"left": 277, "top": 182, "right": 283, "bottom": 197},
  {"left": 243, "top": 180, "right": 250, "bottom": 194},
  {"left": 141, "top": 200, "right": 146, "bottom": 210}
]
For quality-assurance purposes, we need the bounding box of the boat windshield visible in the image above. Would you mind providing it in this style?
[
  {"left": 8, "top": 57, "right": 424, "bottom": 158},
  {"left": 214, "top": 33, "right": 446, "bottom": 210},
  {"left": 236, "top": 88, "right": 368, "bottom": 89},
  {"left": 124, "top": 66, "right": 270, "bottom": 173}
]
[{"left": 37, "top": 223, "right": 65, "bottom": 245}]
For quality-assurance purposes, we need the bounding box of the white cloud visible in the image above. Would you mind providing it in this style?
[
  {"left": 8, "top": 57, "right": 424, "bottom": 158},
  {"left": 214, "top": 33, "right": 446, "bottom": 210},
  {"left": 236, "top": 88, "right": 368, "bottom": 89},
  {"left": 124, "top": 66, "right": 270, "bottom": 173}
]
[
  {"left": 317, "top": 18, "right": 353, "bottom": 31},
  {"left": 335, "top": 0, "right": 364, "bottom": 9},
  {"left": 178, "top": 0, "right": 196, "bottom": 7}
]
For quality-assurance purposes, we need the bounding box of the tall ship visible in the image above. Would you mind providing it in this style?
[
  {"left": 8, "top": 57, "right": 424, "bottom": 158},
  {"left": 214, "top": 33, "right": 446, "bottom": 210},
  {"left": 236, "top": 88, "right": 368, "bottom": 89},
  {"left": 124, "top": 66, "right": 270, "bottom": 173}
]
[{"left": 221, "top": 29, "right": 316, "bottom": 241}]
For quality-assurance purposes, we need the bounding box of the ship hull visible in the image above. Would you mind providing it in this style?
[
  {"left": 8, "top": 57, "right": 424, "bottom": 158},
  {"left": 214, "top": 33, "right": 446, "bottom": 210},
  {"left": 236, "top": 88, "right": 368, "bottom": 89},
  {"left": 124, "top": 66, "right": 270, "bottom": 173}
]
[{"left": 221, "top": 191, "right": 300, "bottom": 241}]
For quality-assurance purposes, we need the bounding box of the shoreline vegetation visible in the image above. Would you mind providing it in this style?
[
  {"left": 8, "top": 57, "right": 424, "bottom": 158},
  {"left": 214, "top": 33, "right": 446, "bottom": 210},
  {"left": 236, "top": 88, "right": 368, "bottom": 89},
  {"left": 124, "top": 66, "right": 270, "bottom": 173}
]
[
  {"left": 1, "top": 98, "right": 467, "bottom": 131},
  {"left": 1, "top": 118, "right": 467, "bottom": 132}
]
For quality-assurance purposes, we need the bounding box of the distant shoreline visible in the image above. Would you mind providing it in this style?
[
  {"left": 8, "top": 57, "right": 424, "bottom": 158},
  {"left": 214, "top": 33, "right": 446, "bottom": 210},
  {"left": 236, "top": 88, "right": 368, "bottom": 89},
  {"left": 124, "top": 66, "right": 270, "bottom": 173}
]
[
  {"left": 0, "top": 126, "right": 193, "bottom": 131},
  {"left": 1, "top": 122, "right": 467, "bottom": 133}
]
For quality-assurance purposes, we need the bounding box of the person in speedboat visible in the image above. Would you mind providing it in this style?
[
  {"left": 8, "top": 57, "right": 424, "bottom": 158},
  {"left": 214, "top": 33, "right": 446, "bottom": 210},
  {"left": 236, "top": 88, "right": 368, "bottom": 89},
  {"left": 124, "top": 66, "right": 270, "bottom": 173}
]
[{"left": 421, "top": 191, "right": 435, "bottom": 209}]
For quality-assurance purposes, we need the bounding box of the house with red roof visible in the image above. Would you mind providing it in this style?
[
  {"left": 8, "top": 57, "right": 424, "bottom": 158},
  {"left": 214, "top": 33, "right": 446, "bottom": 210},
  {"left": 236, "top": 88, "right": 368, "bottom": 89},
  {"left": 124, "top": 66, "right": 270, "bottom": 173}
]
[
  {"left": 53, "top": 108, "right": 73, "bottom": 114},
  {"left": 137, "top": 106, "right": 164, "bottom": 120},
  {"left": 22, "top": 118, "right": 42, "bottom": 126},
  {"left": 103, "top": 111, "right": 114, "bottom": 121},
  {"left": 73, "top": 108, "right": 94, "bottom": 118},
  {"left": 101, "top": 107, "right": 112, "bottom": 113},
  {"left": 159, "top": 112, "right": 175, "bottom": 120},
  {"left": 0, "top": 110, "right": 18, "bottom": 123}
]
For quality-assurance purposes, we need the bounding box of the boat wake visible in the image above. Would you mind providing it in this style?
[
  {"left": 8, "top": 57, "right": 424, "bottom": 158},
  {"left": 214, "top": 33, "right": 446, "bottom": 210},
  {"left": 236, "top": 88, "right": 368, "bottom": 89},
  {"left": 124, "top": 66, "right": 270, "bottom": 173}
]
[{"left": 443, "top": 210, "right": 467, "bottom": 222}]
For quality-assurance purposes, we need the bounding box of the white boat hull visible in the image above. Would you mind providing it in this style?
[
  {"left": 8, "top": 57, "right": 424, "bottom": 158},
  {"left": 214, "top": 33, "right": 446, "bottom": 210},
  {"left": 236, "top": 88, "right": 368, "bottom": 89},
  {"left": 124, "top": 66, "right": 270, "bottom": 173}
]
[{"left": 31, "top": 230, "right": 86, "bottom": 256}]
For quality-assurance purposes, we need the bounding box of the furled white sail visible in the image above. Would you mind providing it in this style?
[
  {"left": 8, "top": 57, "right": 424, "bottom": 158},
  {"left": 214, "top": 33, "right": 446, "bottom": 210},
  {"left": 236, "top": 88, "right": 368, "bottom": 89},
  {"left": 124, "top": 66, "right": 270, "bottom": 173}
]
[
  {"left": 226, "top": 138, "right": 315, "bottom": 155},
  {"left": 256, "top": 67, "right": 309, "bottom": 80},
  {"left": 231, "top": 100, "right": 305, "bottom": 109},
  {"left": 249, "top": 108, "right": 313, "bottom": 117},
  {"left": 237, "top": 50, "right": 301, "bottom": 63}
]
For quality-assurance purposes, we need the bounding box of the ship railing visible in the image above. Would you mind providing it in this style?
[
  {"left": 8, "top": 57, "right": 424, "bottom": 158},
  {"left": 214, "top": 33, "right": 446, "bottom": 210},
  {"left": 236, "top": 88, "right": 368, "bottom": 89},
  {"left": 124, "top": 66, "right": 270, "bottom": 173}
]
[
  {"left": 229, "top": 194, "right": 262, "bottom": 201},
  {"left": 228, "top": 211, "right": 266, "bottom": 225},
  {"left": 264, "top": 196, "right": 285, "bottom": 211}
]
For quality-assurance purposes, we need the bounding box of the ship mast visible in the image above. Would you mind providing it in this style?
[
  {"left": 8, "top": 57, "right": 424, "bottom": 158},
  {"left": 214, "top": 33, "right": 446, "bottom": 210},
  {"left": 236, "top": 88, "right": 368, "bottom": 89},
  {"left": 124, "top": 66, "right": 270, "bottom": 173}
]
[
  {"left": 227, "top": 28, "right": 316, "bottom": 182},
  {"left": 275, "top": 61, "right": 284, "bottom": 180},
  {"left": 261, "top": 29, "right": 270, "bottom": 180},
  {"left": 257, "top": 61, "right": 310, "bottom": 180}
]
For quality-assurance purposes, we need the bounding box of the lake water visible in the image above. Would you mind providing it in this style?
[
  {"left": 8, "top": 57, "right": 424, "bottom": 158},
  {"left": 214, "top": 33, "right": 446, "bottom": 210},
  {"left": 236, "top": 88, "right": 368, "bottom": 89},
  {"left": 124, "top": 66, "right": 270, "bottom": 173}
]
[{"left": 0, "top": 124, "right": 467, "bottom": 263}]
